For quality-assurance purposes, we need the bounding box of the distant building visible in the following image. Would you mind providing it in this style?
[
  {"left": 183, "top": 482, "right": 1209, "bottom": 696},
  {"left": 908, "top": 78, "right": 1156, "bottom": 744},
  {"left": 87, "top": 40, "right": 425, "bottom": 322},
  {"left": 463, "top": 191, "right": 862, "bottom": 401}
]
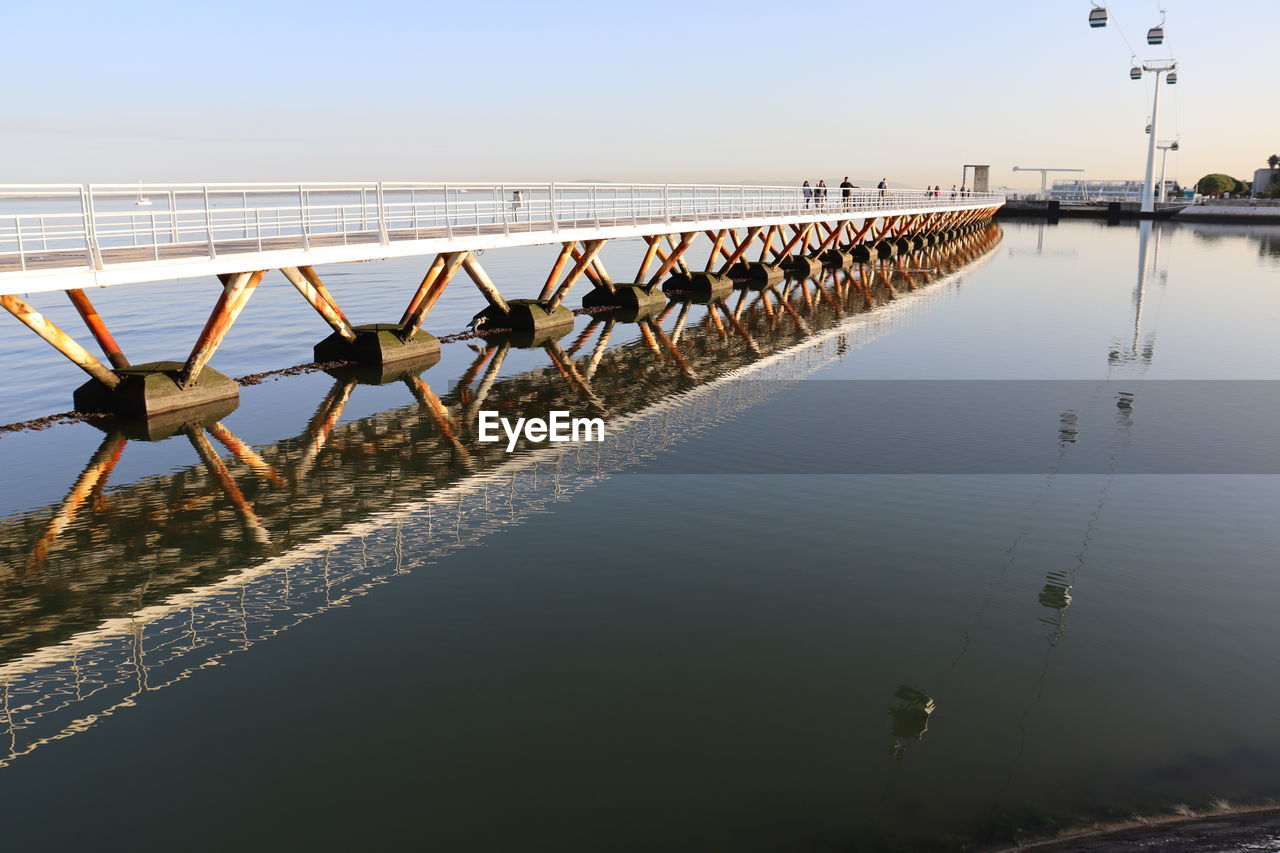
[
  {"left": 1050, "top": 179, "right": 1181, "bottom": 201},
  {"left": 1252, "top": 168, "right": 1280, "bottom": 198}
]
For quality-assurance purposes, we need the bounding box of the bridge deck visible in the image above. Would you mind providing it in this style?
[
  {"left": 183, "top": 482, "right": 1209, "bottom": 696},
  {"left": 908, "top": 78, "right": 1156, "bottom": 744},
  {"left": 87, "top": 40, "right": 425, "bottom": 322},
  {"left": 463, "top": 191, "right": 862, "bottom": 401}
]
[{"left": 0, "top": 182, "right": 1003, "bottom": 293}]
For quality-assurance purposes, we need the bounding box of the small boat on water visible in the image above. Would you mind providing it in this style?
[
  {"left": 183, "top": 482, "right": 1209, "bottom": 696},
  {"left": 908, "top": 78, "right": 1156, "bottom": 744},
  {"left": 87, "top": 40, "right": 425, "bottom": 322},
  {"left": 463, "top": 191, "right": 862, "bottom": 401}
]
[{"left": 134, "top": 181, "right": 152, "bottom": 207}]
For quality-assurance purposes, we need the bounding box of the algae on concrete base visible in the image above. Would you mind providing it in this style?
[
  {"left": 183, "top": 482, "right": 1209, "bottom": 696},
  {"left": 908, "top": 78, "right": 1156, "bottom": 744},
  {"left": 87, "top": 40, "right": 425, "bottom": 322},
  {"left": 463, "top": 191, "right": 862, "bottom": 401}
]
[
  {"left": 582, "top": 283, "right": 667, "bottom": 313},
  {"left": 728, "top": 262, "right": 785, "bottom": 284},
  {"left": 314, "top": 324, "right": 441, "bottom": 366},
  {"left": 663, "top": 271, "right": 735, "bottom": 299},
  {"left": 782, "top": 255, "right": 822, "bottom": 277},
  {"left": 475, "top": 298, "right": 574, "bottom": 333}
]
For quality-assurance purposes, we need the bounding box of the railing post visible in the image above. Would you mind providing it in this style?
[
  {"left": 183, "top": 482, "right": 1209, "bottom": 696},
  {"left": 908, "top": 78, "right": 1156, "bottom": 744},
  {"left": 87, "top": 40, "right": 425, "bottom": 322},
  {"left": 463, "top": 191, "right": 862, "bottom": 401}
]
[
  {"left": 203, "top": 185, "right": 218, "bottom": 260},
  {"left": 14, "top": 218, "right": 25, "bottom": 271},
  {"left": 591, "top": 185, "right": 600, "bottom": 228},
  {"left": 298, "top": 184, "right": 310, "bottom": 250},
  {"left": 376, "top": 182, "right": 390, "bottom": 246},
  {"left": 549, "top": 182, "right": 558, "bottom": 233},
  {"left": 81, "top": 184, "right": 104, "bottom": 270},
  {"left": 169, "top": 190, "right": 179, "bottom": 244},
  {"left": 663, "top": 185, "right": 671, "bottom": 225},
  {"left": 444, "top": 184, "right": 453, "bottom": 239},
  {"left": 500, "top": 183, "right": 510, "bottom": 236}
]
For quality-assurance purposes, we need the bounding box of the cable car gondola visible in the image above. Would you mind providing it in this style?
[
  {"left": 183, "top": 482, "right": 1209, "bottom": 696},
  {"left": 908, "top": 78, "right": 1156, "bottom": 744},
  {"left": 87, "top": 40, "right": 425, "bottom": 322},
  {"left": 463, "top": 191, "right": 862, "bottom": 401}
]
[
  {"left": 1089, "top": 4, "right": 1108, "bottom": 27},
  {"left": 1147, "top": 13, "right": 1165, "bottom": 44},
  {"left": 1165, "top": 70, "right": 1177, "bottom": 84},
  {"left": 1130, "top": 65, "right": 1142, "bottom": 80}
]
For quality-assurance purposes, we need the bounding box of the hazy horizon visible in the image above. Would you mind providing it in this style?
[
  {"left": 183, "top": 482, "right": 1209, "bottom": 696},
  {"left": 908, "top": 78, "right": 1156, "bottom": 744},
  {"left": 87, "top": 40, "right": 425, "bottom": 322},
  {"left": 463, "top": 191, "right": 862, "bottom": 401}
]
[{"left": 4, "top": 1, "right": 1272, "bottom": 192}]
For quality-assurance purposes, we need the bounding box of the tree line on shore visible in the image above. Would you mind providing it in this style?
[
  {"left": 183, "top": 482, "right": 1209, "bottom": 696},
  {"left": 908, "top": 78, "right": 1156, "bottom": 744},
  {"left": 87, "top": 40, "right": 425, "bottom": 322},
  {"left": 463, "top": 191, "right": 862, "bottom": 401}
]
[{"left": 1198, "top": 155, "right": 1280, "bottom": 199}]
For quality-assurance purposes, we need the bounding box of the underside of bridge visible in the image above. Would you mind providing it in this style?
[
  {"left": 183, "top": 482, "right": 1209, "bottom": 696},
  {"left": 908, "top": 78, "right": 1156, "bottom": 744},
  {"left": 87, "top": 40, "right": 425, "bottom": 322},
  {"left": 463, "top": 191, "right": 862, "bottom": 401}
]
[{"left": 0, "top": 205, "right": 1000, "bottom": 422}]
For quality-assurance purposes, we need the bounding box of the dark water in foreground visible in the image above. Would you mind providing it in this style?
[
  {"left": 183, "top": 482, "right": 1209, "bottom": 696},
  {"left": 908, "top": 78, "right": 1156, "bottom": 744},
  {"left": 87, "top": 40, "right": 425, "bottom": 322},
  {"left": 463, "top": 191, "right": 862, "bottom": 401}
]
[{"left": 0, "top": 219, "right": 1278, "bottom": 851}]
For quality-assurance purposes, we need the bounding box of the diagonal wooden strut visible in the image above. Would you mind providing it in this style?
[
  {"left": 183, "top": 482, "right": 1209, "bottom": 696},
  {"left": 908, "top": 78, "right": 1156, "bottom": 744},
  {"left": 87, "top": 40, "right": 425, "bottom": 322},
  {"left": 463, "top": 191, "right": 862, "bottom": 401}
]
[
  {"left": 281, "top": 267, "right": 356, "bottom": 342},
  {"left": 648, "top": 232, "right": 697, "bottom": 284},
  {"left": 704, "top": 230, "right": 728, "bottom": 273},
  {"left": 718, "top": 225, "right": 764, "bottom": 274},
  {"left": 0, "top": 293, "right": 121, "bottom": 389},
  {"left": 572, "top": 245, "right": 614, "bottom": 292},
  {"left": 398, "top": 255, "right": 446, "bottom": 325},
  {"left": 298, "top": 267, "right": 353, "bottom": 326},
  {"left": 776, "top": 223, "right": 814, "bottom": 259},
  {"left": 634, "top": 236, "right": 663, "bottom": 283},
  {"left": 459, "top": 252, "right": 506, "bottom": 314},
  {"left": 540, "top": 242, "right": 577, "bottom": 302},
  {"left": 548, "top": 239, "right": 606, "bottom": 310},
  {"left": 664, "top": 235, "right": 692, "bottom": 274},
  {"left": 179, "top": 271, "right": 264, "bottom": 389},
  {"left": 403, "top": 251, "right": 468, "bottom": 335},
  {"left": 757, "top": 225, "right": 778, "bottom": 263},
  {"left": 66, "top": 289, "right": 129, "bottom": 369}
]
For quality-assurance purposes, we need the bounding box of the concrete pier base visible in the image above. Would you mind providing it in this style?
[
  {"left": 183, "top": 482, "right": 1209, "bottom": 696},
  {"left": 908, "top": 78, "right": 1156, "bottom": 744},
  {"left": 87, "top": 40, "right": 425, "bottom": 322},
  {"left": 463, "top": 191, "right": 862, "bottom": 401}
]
[
  {"left": 850, "top": 244, "right": 876, "bottom": 262},
  {"left": 728, "top": 262, "right": 785, "bottom": 284},
  {"left": 74, "top": 361, "right": 240, "bottom": 421},
  {"left": 474, "top": 298, "right": 574, "bottom": 334},
  {"left": 820, "top": 249, "right": 853, "bottom": 268},
  {"left": 315, "top": 324, "right": 440, "bottom": 366},
  {"left": 582, "top": 283, "right": 667, "bottom": 314},
  {"left": 871, "top": 240, "right": 897, "bottom": 258},
  {"left": 663, "top": 271, "right": 734, "bottom": 299},
  {"left": 782, "top": 255, "right": 822, "bottom": 277}
]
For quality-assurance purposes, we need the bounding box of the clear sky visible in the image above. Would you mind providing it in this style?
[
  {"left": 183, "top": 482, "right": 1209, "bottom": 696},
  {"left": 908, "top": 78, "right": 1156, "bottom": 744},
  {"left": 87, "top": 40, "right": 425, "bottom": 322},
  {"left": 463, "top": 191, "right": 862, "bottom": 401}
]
[{"left": 3, "top": 0, "right": 1272, "bottom": 191}]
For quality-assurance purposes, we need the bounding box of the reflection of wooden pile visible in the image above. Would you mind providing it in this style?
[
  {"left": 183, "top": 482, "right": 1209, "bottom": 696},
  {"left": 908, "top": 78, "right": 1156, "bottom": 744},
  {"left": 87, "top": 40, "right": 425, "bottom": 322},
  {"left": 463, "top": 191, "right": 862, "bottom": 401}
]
[{"left": 0, "top": 227, "right": 1003, "bottom": 667}]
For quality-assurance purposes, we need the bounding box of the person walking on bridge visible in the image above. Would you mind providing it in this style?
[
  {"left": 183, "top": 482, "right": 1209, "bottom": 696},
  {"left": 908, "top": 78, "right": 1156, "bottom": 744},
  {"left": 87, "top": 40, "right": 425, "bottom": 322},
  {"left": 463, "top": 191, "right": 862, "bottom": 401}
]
[
  {"left": 802, "top": 180, "right": 813, "bottom": 209},
  {"left": 816, "top": 180, "right": 828, "bottom": 208},
  {"left": 878, "top": 178, "right": 888, "bottom": 198},
  {"left": 840, "top": 177, "right": 853, "bottom": 211},
  {"left": 950, "top": 185, "right": 957, "bottom": 199}
]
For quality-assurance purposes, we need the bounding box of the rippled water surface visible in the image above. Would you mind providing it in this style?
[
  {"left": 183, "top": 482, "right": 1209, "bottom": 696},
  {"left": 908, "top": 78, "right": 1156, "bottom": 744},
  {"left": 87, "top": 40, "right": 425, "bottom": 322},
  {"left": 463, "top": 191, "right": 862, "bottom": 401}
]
[{"left": 1, "top": 219, "right": 1278, "bottom": 851}]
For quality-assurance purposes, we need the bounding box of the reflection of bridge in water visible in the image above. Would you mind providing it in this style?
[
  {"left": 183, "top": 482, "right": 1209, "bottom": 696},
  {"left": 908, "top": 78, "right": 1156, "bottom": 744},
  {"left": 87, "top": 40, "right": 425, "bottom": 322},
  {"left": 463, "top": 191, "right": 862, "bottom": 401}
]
[{"left": 0, "top": 226, "right": 1000, "bottom": 767}]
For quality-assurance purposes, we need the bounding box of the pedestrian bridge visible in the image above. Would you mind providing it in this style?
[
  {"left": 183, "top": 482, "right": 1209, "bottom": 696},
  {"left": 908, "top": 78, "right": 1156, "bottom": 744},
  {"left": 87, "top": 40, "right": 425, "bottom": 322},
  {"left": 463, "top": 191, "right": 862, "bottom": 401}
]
[
  {"left": 0, "top": 225, "right": 1001, "bottom": 768},
  {"left": 0, "top": 181, "right": 1002, "bottom": 419}
]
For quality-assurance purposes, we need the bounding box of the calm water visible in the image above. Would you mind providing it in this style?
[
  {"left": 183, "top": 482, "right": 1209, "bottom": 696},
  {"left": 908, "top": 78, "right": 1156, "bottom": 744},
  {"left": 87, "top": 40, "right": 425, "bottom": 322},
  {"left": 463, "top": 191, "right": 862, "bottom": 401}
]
[{"left": 1, "top": 218, "right": 1278, "bottom": 851}]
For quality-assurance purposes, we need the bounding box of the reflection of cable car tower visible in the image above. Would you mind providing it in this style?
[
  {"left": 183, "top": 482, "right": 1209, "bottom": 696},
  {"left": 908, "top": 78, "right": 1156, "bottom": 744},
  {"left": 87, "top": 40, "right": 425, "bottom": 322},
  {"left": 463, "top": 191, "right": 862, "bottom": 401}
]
[{"left": 1109, "top": 221, "right": 1160, "bottom": 367}]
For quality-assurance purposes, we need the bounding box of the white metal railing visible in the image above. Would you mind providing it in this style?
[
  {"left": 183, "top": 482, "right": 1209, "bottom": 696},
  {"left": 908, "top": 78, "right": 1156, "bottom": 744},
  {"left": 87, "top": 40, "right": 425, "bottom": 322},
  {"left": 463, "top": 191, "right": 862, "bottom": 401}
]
[{"left": 0, "top": 182, "right": 1003, "bottom": 274}]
